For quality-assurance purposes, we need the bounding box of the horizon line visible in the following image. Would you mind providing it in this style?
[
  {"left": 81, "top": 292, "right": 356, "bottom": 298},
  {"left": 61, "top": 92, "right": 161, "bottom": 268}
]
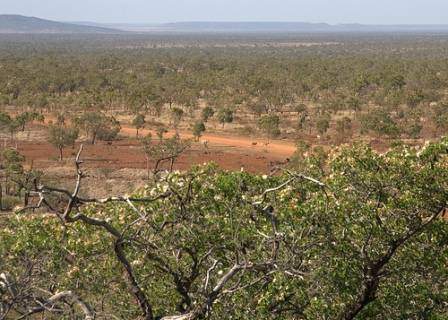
[{"left": 2, "top": 14, "right": 448, "bottom": 27}]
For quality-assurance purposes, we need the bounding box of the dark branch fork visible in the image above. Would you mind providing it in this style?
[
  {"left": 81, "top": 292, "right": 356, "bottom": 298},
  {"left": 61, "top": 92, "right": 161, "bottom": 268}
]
[{"left": 11, "top": 145, "right": 327, "bottom": 320}]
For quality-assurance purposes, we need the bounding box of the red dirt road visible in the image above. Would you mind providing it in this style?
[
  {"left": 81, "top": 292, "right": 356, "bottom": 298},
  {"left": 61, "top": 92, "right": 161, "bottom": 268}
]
[
  {"left": 16, "top": 139, "right": 287, "bottom": 174},
  {"left": 9, "top": 118, "right": 297, "bottom": 174},
  {"left": 120, "top": 126, "right": 297, "bottom": 158}
]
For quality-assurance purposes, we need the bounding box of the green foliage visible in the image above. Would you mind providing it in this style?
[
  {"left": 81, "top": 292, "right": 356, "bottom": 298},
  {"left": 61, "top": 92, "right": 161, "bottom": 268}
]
[
  {"left": 3, "top": 139, "right": 447, "bottom": 318},
  {"left": 170, "top": 107, "right": 184, "bottom": 131},
  {"left": 360, "top": 108, "right": 400, "bottom": 138},
  {"left": 191, "top": 121, "right": 206, "bottom": 141},
  {"left": 1, "top": 147, "right": 25, "bottom": 175},
  {"left": 1, "top": 35, "right": 448, "bottom": 141},
  {"left": 201, "top": 106, "right": 215, "bottom": 122},
  {"left": 47, "top": 125, "right": 79, "bottom": 160},
  {"left": 315, "top": 113, "right": 331, "bottom": 136},
  {"left": 14, "top": 111, "right": 43, "bottom": 131},
  {"left": 406, "top": 89, "right": 426, "bottom": 108},
  {"left": 132, "top": 114, "right": 146, "bottom": 137},
  {"left": 217, "top": 108, "right": 234, "bottom": 128},
  {"left": 258, "top": 114, "right": 281, "bottom": 140},
  {"left": 403, "top": 109, "right": 423, "bottom": 139},
  {"left": 74, "top": 112, "right": 120, "bottom": 144},
  {"left": 141, "top": 134, "right": 191, "bottom": 174},
  {"left": 432, "top": 103, "right": 448, "bottom": 134}
]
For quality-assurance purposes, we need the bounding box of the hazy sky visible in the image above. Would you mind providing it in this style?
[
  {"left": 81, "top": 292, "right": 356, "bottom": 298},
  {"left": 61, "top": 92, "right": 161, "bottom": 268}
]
[{"left": 1, "top": 0, "right": 447, "bottom": 24}]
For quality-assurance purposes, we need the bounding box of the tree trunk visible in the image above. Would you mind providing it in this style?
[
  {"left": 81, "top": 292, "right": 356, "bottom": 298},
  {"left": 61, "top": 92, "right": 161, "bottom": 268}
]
[
  {"left": 146, "top": 157, "right": 151, "bottom": 180},
  {"left": 59, "top": 147, "right": 63, "bottom": 161},
  {"left": 91, "top": 132, "right": 97, "bottom": 145},
  {"left": 24, "top": 190, "right": 29, "bottom": 207},
  {"left": 0, "top": 182, "right": 3, "bottom": 211}
]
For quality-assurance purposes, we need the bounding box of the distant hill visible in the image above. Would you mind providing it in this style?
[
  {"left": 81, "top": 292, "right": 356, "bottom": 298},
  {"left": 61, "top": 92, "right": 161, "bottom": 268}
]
[
  {"left": 0, "top": 15, "right": 122, "bottom": 34},
  {"left": 160, "top": 21, "right": 448, "bottom": 33},
  {"left": 6, "top": 16, "right": 448, "bottom": 34},
  {"left": 84, "top": 21, "right": 448, "bottom": 33},
  {"left": 162, "top": 21, "right": 333, "bottom": 32}
]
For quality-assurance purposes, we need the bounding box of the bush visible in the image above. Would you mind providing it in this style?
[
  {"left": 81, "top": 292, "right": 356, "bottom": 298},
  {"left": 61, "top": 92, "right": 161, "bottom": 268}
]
[
  {"left": 2, "top": 139, "right": 448, "bottom": 319},
  {"left": 1, "top": 195, "right": 21, "bottom": 211}
]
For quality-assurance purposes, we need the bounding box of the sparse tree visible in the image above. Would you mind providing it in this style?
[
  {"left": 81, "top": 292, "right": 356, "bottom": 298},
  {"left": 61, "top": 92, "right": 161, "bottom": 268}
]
[
  {"left": 74, "top": 112, "right": 121, "bottom": 144},
  {"left": 132, "top": 114, "right": 146, "bottom": 137},
  {"left": 258, "top": 114, "right": 281, "bottom": 142},
  {"left": 360, "top": 108, "right": 400, "bottom": 139},
  {"left": 431, "top": 103, "right": 448, "bottom": 135},
  {"left": 217, "top": 108, "right": 234, "bottom": 129},
  {"left": 156, "top": 126, "right": 168, "bottom": 141},
  {"left": 47, "top": 125, "right": 79, "bottom": 161},
  {"left": 335, "top": 116, "right": 353, "bottom": 143},
  {"left": 315, "top": 113, "right": 331, "bottom": 136},
  {"left": 141, "top": 134, "right": 191, "bottom": 175},
  {"left": 201, "top": 106, "right": 215, "bottom": 122},
  {"left": 192, "top": 121, "right": 206, "bottom": 141},
  {"left": 171, "top": 107, "right": 184, "bottom": 133}
]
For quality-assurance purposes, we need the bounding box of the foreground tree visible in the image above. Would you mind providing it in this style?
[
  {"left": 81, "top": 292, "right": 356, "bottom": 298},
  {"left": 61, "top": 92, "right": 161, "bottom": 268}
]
[{"left": 1, "top": 138, "right": 448, "bottom": 319}]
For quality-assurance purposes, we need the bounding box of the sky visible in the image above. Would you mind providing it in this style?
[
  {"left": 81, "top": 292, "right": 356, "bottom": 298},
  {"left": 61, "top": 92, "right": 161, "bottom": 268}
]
[{"left": 1, "top": 0, "right": 448, "bottom": 25}]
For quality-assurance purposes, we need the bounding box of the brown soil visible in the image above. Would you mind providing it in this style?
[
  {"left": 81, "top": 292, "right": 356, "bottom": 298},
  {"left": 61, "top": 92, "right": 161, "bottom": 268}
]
[
  {"left": 120, "top": 126, "right": 297, "bottom": 158},
  {"left": 16, "top": 139, "right": 285, "bottom": 174}
]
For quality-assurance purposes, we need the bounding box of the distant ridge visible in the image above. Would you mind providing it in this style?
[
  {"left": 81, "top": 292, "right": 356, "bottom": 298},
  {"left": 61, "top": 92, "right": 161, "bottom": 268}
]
[
  {"left": 160, "top": 21, "right": 448, "bottom": 33},
  {"left": 0, "top": 15, "right": 123, "bottom": 34},
  {"left": 3, "top": 16, "right": 448, "bottom": 34},
  {"left": 77, "top": 20, "right": 448, "bottom": 33}
]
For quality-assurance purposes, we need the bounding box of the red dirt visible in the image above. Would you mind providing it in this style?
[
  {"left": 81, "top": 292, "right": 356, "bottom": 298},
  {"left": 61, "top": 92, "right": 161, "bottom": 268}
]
[
  {"left": 16, "top": 139, "right": 287, "bottom": 174},
  {"left": 120, "top": 126, "right": 297, "bottom": 158}
]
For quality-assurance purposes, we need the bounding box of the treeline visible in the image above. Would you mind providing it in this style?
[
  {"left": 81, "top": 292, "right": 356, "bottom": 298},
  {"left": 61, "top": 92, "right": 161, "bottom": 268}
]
[{"left": 0, "top": 34, "right": 448, "bottom": 141}]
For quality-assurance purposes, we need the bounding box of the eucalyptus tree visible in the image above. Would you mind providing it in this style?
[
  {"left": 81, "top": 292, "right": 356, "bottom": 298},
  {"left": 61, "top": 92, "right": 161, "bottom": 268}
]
[
  {"left": 201, "top": 106, "right": 215, "bottom": 123},
  {"left": 258, "top": 114, "right": 281, "bottom": 142},
  {"left": 217, "top": 108, "right": 234, "bottom": 129},
  {"left": 2, "top": 139, "right": 448, "bottom": 319},
  {"left": 192, "top": 121, "right": 206, "bottom": 142},
  {"left": 141, "top": 134, "right": 191, "bottom": 175},
  {"left": 47, "top": 125, "right": 79, "bottom": 161},
  {"left": 73, "top": 112, "right": 121, "bottom": 145},
  {"left": 132, "top": 114, "right": 146, "bottom": 138}
]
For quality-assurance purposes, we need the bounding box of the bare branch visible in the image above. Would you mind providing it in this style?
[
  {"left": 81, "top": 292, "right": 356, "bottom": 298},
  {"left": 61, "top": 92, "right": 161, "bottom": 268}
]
[{"left": 16, "top": 291, "right": 94, "bottom": 320}]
